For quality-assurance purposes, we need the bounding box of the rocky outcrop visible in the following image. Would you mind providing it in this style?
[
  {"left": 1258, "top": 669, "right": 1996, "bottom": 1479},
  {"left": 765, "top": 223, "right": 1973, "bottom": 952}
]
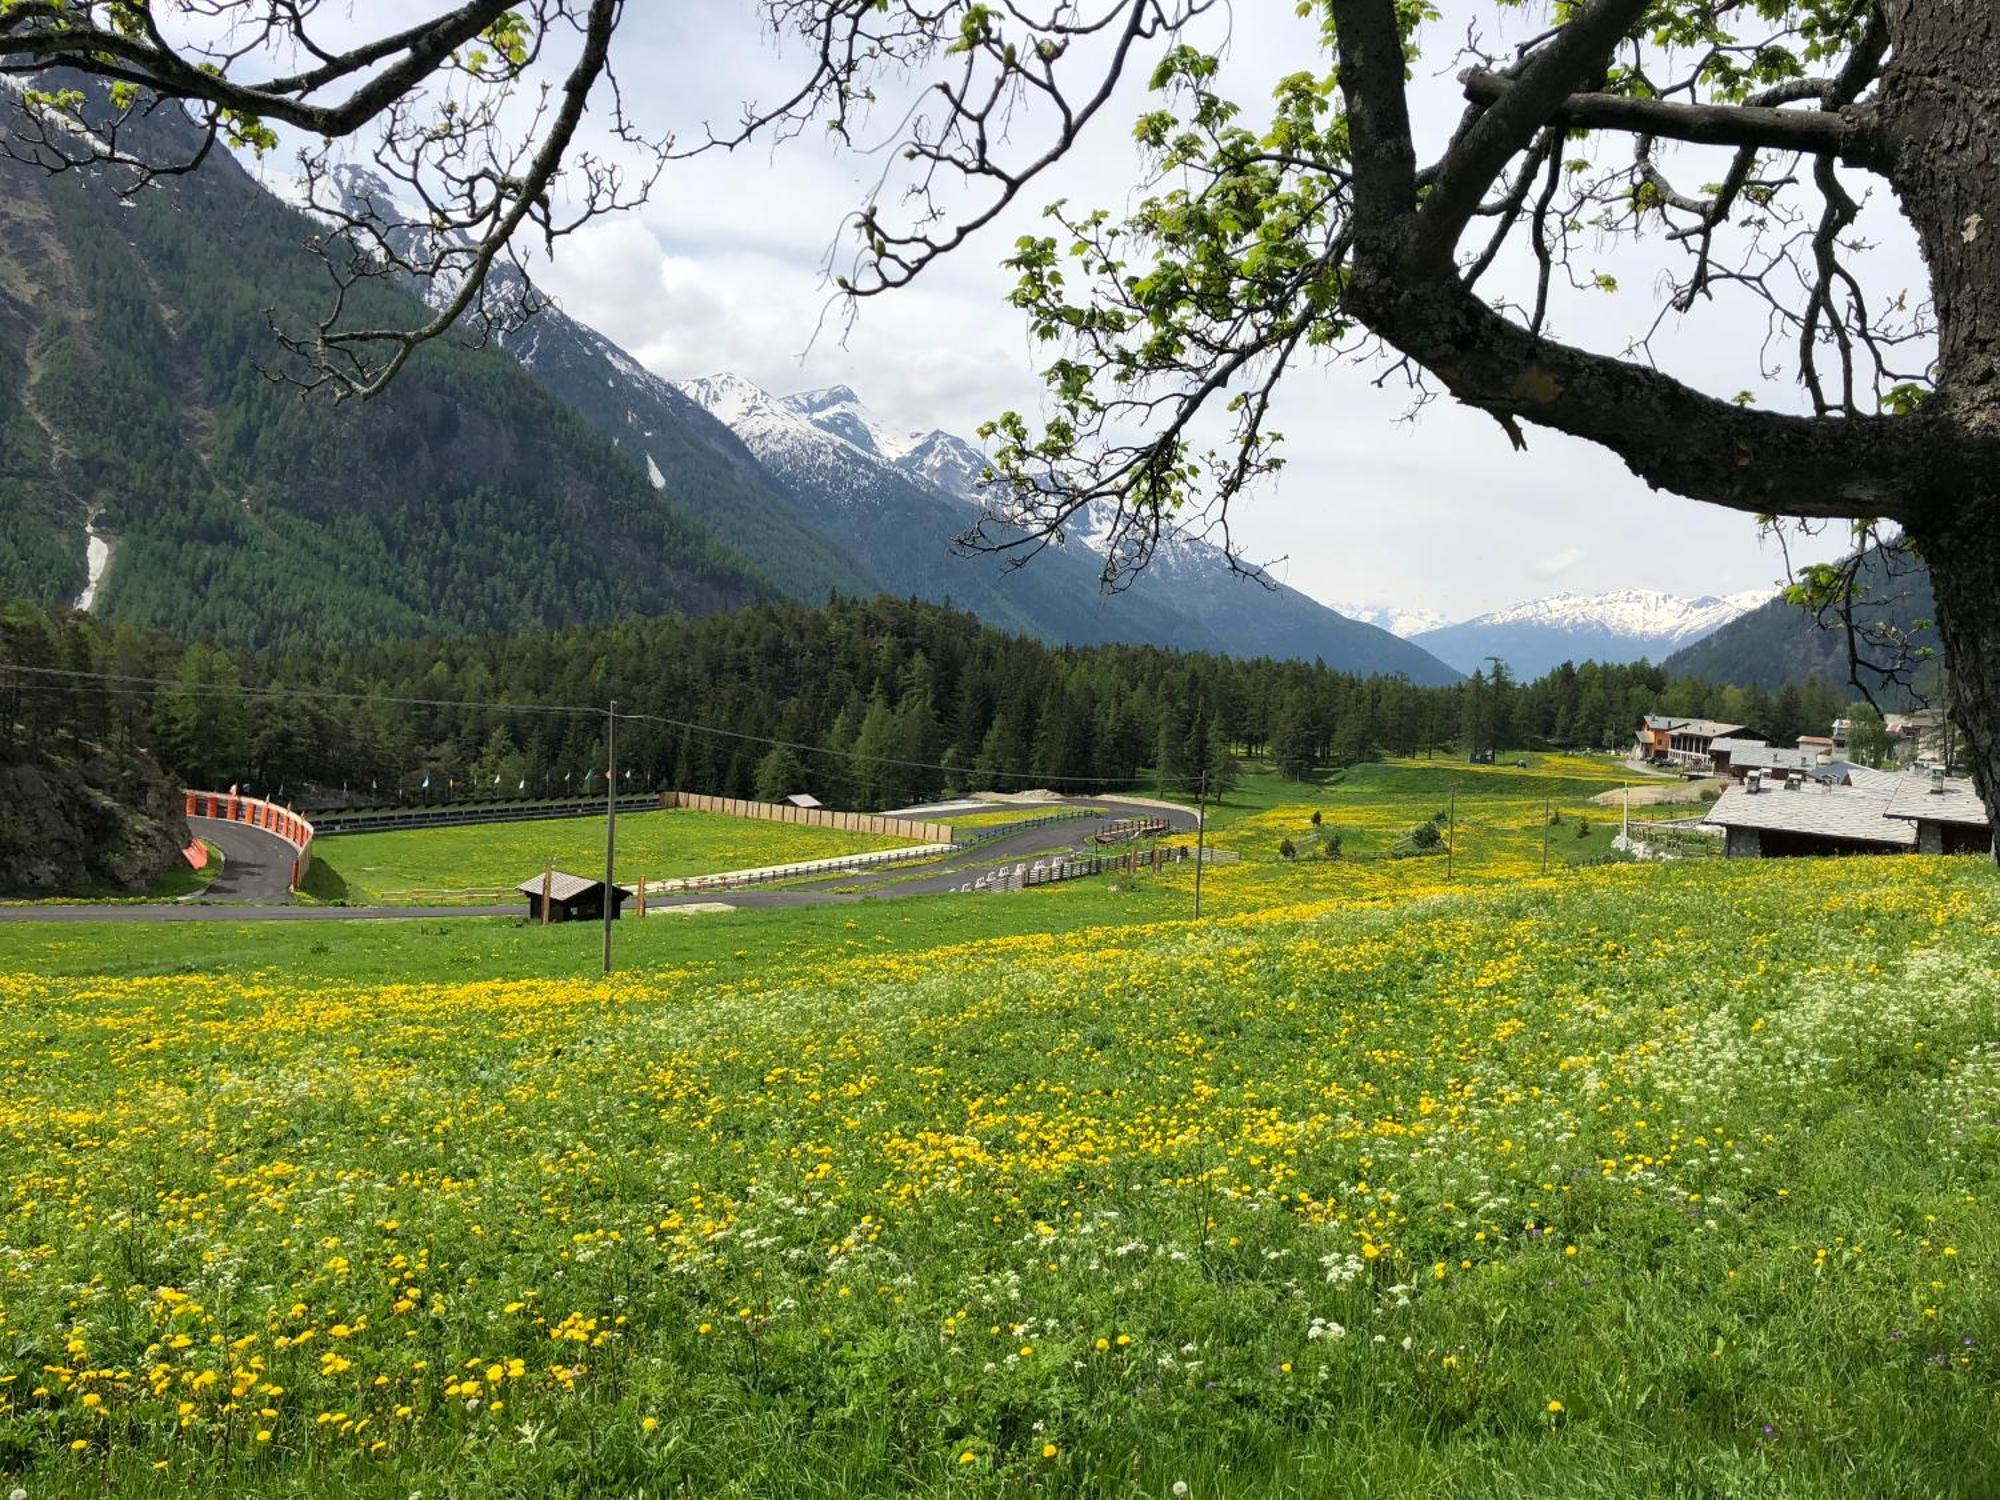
[{"left": 0, "top": 747, "right": 190, "bottom": 896}]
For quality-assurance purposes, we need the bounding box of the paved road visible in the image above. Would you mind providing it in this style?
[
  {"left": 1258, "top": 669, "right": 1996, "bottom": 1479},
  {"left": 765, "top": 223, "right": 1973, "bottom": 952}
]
[
  {"left": 189, "top": 816, "right": 299, "bottom": 904},
  {"left": 0, "top": 798, "right": 1198, "bottom": 924},
  {"left": 0, "top": 902, "right": 520, "bottom": 924}
]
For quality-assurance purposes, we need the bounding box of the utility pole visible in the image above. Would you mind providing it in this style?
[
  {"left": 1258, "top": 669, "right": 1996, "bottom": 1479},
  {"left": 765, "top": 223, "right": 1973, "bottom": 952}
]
[
  {"left": 603, "top": 700, "right": 617, "bottom": 976},
  {"left": 1193, "top": 769, "right": 1208, "bottom": 920}
]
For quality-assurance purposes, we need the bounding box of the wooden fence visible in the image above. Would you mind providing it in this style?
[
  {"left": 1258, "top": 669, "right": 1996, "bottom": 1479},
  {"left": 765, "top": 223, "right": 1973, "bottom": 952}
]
[{"left": 661, "top": 791, "right": 953, "bottom": 845}]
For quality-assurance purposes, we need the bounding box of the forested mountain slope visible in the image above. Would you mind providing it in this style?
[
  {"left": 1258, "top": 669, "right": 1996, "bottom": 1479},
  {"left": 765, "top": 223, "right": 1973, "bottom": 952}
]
[
  {"left": 309, "top": 164, "right": 882, "bottom": 607},
  {"left": 0, "top": 85, "right": 764, "bottom": 650},
  {"left": 1661, "top": 551, "right": 1937, "bottom": 699}
]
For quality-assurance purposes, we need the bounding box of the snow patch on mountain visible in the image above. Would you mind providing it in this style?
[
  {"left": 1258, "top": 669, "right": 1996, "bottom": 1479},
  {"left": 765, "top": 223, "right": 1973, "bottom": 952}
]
[
  {"left": 74, "top": 520, "right": 111, "bottom": 613},
  {"left": 900, "top": 429, "right": 994, "bottom": 504},
  {"left": 780, "top": 385, "right": 927, "bottom": 460},
  {"left": 1331, "top": 601, "right": 1456, "bottom": 639},
  {"left": 1446, "top": 588, "right": 1774, "bottom": 643}
]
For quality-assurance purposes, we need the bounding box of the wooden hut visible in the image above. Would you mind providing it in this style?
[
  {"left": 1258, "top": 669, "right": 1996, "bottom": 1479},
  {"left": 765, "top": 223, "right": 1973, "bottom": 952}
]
[{"left": 517, "top": 870, "right": 633, "bottom": 923}]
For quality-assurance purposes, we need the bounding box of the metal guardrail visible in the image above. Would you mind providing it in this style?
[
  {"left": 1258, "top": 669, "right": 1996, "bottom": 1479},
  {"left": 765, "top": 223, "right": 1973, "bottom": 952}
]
[
  {"left": 959, "top": 843, "right": 1194, "bottom": 893},
  {"left": 642, "top": 842, "right": 956, "bottom": 897},
  {"left": 951, "top": 807, "right": 1096, "bottom": 846},
  {"left": 313, "top": 795, "right": 660, "bottom": 835}
]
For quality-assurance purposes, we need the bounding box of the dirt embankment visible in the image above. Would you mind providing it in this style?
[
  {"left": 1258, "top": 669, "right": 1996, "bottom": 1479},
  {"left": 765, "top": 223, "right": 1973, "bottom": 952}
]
[{"left": 1590, "top": 776, "right": 1728, "bottom": 808}]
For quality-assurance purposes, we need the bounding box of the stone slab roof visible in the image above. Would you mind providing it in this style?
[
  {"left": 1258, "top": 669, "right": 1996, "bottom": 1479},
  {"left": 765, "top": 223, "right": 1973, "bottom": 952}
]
[
  {"left": 1707, "top": 783, "right": 1916, "bottom": 848},
  {"left": 1883, "top": 776, "right": 1991, "bottom": 828},
  {"left": 1731, "top": 747, "right": 1821, "bottom": 773},
  {"left": 1819, "top": 763, "right": 1905, "bottom": 795},
  {"left": 1642, "top": 716, "right": 1749, "bottom": 740}
]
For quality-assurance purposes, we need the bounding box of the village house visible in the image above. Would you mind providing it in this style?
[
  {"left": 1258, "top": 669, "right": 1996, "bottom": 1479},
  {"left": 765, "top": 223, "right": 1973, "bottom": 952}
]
[
  {"left": 1704, "top": 736, "right": 1767, "bottom": 774},
  {"left": 1884, "top": 772, "right": 1995, "bottom": 856},
  {"left": 1635, "top": 715, "right": 1758, "bottom": 772},
  {"left": 1723, "top": 745, "right": 1822, "bottom": 781},
  {"left": 1708, "top": 768, "right": 1991, "bottom": 859},
  {"left": 1707, "top": 776, "right": 1917, "bottom": 859}
]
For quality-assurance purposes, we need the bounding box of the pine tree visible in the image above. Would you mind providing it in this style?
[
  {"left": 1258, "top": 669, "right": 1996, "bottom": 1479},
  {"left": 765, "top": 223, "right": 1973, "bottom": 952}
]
[{"left": 753, "top": 745, "right": 807, "bottom": 803}]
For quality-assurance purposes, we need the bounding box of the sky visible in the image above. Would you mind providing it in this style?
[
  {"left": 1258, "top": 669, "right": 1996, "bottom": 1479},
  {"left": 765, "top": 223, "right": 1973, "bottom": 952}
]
[{"left": 282, "top": 3, "right": 1924, "bottom": 626}]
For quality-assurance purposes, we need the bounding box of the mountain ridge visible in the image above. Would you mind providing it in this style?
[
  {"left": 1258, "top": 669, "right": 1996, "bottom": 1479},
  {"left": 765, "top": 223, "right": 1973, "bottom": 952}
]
[
  {"left": 0, "top": 84, "right": 768, "bottom": 649},
  {"left": 1411, "top": 587, "right": 1773, "bottom": 678},
  {"left": 679, "top": 371, "right": 1463, "bottom": 683}
]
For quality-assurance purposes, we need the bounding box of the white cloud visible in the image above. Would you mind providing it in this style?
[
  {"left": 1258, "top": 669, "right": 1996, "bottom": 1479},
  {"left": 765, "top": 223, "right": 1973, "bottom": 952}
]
[
  {"left": 1533, "top": 547, "right": 1588, "bottom": 581},
  {"left": 523, "top": 1, "right": 1903, "bottom": 621}
]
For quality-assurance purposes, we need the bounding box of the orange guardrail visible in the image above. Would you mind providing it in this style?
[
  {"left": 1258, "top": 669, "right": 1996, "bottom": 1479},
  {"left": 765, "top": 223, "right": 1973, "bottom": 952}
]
[{"left": 184, "top": 790, "right": 316, "bottom": 889}]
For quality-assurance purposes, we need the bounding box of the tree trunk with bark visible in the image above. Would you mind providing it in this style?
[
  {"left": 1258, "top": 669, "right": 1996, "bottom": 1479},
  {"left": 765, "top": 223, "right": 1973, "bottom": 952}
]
[{"left": 1882, "top": 2, "right": 2000, "bottom": 857}]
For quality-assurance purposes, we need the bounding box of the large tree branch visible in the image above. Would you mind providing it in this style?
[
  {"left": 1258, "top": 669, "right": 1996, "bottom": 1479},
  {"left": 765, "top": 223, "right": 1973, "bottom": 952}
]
[
  {"left": 1327, "top": 0, "right": 1417, "bottom": 238},
  {"left": 1460, "top": 69, "right": 1888, "bottom": 171},
  {"left": 1348, "top": 275, "right": 1944, "bottom": 522},
  {"left": 1410, "top": 0, "right": 1652, "bottom": 272},
  {"left": 2, "top": 2, "right": 517, "bottom": 137}
]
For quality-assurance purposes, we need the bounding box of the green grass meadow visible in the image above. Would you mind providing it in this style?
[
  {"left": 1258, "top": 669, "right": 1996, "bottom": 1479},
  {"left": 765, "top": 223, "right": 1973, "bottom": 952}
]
[
  {"left": 0, "top": 760, "right": 1993, "bottom": 1496},
  {"left": 301, "top": 807, "right": 920, "bottom": 905}
]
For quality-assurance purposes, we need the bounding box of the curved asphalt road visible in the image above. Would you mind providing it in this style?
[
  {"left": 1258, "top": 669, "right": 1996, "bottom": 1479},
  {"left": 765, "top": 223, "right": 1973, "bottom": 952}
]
[
  {"left": 189, "top": 815, "right": 299, "bottom": 904},
  {"left": 0, "top": 798, "right": 1198, "bottom": 923}
]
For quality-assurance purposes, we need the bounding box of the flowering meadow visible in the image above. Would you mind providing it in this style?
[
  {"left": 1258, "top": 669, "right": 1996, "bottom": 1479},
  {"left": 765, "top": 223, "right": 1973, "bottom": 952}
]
[
  {"left": 1, "top": 824, "right": 1995, "bottom": 1495},
  {"left": 302, "top": 807, "right": 917, "bottom": 905}
]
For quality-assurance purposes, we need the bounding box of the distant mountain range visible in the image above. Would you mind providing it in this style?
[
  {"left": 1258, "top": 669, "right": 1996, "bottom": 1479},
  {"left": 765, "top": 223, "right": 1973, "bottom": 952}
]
[
  {"left": 1390, "top": 589, "right": 1774, "bottom": 678},
  {"left": 1331, "top": 602, "right": 1456, "bottom": 640},
  {"left": 669, "top": 372, "right": 1461, "bottom": 682},
  {"left": 0, "top": 90, "right": 1820, "bottom": 691},
  {"left": 0, "top": 105, "right": 1456, "bottom": 681}
]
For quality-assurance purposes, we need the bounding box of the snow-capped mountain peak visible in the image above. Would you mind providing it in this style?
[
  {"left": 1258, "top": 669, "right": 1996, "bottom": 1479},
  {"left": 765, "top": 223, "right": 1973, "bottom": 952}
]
[
  {"left": 780, "top": 383, "right": 926, "bottom": 461},
  {"left": 1407, "top": 586, "right": 1778, "bottom": 678},
  {"left": 900, "top": 429, "right": 994, "bottom": 504},
  {"left": 677, "top": 371, "right": 798, "bottom": 433},
  {"left": 1456, "top": 587, "right": 1773, "bottom": 642}
]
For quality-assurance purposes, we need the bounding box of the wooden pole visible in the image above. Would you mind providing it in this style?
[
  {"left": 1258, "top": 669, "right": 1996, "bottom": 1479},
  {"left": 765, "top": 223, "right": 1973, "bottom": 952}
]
[
  {"left": 1193, "top": 770, "right": 1208, "bottom": 920},
  {"left": 542, "top": 856, "right": 553, "bottom": 925},
  {"left": 636, "top": 872, "right": 646, "bottom": 918},
  {"left": 603, "top": 700, "right": 617, "bottom": 975}
]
